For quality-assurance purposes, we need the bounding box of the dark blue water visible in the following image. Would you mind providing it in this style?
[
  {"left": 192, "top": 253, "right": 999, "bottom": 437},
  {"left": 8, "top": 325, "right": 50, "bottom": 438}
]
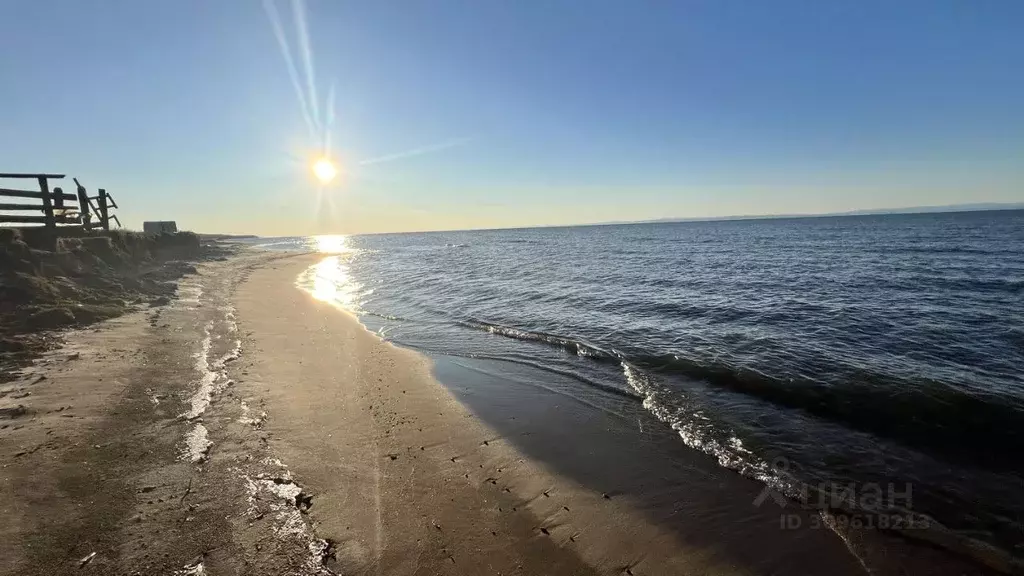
[{"left": 263, "top": 210, "right": 1024, "bottom": 557}]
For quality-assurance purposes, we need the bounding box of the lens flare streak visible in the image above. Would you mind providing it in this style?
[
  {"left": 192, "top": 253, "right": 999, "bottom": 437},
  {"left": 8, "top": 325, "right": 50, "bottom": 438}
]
[
  {"left": 291, "top": 0, "right": 319, "bottom": 127},
  {"left": 262, "top": 0, "right": 315, "bottom": 138},
  {"left": 358, "top": 137, "right": 472, "bottom": 166}
]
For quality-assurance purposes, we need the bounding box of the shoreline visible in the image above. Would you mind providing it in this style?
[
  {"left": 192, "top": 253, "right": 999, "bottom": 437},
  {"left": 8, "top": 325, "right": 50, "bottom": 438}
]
[
  {"left": 0, "top": 248, "right": 1008, "bottom": 575},
  {"left": 238, "top": 253, "right": 868, "bottom": 575},
  {"left": 287, "top": 250, "right": 1014, "bottom": 575}
]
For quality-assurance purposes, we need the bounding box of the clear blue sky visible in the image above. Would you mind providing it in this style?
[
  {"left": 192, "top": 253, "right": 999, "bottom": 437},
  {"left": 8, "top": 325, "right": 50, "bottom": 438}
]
[{"left": 2, "top": 1, "right": 1022, "bottom": 234}]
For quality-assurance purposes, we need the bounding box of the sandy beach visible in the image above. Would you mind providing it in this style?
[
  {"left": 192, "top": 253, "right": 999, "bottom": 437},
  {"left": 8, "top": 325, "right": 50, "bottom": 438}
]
[
  {"left": 0, "top": 249, "right": 1004, "bottom": 575},
  {"left": 5, "top": 1, "right": 1021, "bottom": 572}
]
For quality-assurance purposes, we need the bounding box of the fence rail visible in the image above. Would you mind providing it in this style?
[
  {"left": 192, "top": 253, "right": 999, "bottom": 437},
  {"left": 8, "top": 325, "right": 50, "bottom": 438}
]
[{"left": 0, "top": 173, "right": 120, "bottom": 230}]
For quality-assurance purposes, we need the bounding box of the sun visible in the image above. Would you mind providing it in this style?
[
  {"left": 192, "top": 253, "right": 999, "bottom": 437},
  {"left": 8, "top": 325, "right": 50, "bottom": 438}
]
[{"left": 312, "top": 157, "right": 338, "bottom": 183}]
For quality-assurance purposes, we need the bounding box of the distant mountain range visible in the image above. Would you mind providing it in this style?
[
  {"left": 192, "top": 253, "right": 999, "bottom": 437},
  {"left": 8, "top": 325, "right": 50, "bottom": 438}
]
[{"left": 633, "top": 202, "right": 1024, "bottom": 225}]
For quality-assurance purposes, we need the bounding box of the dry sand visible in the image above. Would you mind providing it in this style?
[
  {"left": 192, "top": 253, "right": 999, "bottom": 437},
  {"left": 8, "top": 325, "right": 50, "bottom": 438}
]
[{"left": 0, "top": 249, "right": 1003, "bottom": 575}]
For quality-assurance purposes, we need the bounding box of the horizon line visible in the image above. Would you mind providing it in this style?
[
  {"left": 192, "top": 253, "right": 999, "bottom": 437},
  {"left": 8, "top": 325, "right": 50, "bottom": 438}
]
[{"left": 202, "top": 202, "right": 1024, "bottom": 238}]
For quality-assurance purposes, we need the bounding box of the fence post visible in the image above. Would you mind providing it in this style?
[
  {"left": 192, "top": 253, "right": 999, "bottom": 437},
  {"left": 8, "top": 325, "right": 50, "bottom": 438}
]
[
  {"left": 53, "top": 186, "right": 66, "bottom": 214},
  {"left": 37, "top": 176, "right": 55, "bottom": 229},
  {"left": 76, "top": 185, "right": 92, "bottom": 230},
  {"left": 98, "top": 188, "right": 109, "bottom": 231}
]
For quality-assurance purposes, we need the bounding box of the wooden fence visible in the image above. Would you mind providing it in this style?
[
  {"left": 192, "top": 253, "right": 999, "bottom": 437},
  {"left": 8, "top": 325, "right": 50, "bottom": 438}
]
[{"left": 0, "top": 173, "right": 121, "bottom": 230}]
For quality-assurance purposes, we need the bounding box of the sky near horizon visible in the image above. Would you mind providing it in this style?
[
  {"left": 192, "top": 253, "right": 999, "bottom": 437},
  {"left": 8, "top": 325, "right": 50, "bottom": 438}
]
[{"left": 1, "top": 1, "right": 1022, "bottom": 235}]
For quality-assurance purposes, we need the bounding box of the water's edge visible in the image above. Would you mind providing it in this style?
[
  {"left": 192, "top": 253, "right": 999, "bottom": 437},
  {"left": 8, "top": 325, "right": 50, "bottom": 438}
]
[{"left": 293, "top": 254, "right": 1021, "bottom": 574}]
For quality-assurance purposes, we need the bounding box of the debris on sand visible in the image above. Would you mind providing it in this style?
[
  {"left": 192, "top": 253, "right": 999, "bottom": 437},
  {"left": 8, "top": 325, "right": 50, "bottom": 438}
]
[
  {"left": 173, "top": 558, "right": 206, "bottom": 575},
  {"left": 78, "top": 551, "right": 97, "bottom": 567}
]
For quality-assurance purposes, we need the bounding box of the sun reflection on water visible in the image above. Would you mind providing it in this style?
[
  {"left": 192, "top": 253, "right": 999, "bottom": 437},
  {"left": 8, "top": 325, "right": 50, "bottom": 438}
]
[
  {"left": 295, "top": 235, "right": 366, "bottom": 311},
  {"left": 313, "top": 234, "right": 349, "bottom": 253},
  {"left": 304, "top": 256, "right": 362, "bottom": 310}
]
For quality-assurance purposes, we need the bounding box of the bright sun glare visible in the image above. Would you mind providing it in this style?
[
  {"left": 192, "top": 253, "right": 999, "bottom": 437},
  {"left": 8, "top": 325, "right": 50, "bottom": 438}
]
[{"left": 312, "top": 157, "right": 338, "bottom": 183}]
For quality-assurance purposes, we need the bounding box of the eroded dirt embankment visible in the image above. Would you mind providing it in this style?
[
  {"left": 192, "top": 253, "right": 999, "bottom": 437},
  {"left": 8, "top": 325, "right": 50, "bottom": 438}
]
[{"left": 0, "top": 227, "right": 223, "bottom": 378}]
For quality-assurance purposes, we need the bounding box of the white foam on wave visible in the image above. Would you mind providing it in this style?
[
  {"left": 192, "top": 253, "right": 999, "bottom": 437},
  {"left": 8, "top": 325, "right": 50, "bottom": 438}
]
[
  {"left": 623, "top": 362, "right": 1014, "bottom": 573},
  {"left": 622, "top": 362, "right": 793, "bottom": 494},
  {"left": 475, "top": 321, "right": 606, "bottom": 358}
]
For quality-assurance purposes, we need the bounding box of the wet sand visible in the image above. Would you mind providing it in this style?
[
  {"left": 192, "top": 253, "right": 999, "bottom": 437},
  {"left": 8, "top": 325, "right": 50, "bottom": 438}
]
[
  {"left": 236, "top": 254, "right": 869, "bottom": 575},
  {"left": 0, "top": 249, "right": 1003, "bottom": 575},
  {"left": 0, "top": 250, "right": 315, "bottom": 575}
]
